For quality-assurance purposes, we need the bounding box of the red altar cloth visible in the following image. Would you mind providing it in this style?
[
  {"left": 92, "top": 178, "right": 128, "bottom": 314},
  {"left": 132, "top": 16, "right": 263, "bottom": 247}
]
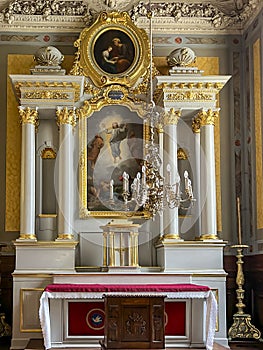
[
  {"left": 44, "top": 283, "right": 210, "bottom": 293},
  {"left": 40, "top": 283, "right": 216, "bottom": 350}
]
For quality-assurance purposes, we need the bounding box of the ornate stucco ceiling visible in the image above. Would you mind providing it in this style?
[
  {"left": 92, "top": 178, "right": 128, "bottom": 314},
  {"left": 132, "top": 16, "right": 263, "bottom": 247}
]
[{"left": 0, "top": 0, "right": 262, "bottom": 34}]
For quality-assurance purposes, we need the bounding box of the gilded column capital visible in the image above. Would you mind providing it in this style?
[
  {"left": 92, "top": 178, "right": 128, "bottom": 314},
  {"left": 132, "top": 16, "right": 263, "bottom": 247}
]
[
  {"left": 19, "top": 107, "right": 39, "bottom": 128},
  {"left": 56, "top": 107, "right": 77, "bottom": 128},
  {"left": 192, "top": 108, "right": 220, "bottom": 133},
  {"left": 163, "top": 108, "right": 181, "bottom": 126}
]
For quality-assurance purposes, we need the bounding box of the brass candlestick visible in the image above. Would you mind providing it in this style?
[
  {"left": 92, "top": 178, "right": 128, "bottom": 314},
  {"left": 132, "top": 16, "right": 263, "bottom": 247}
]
[{"left": 228, "top": 245, "right": 262, "bottom": 341}]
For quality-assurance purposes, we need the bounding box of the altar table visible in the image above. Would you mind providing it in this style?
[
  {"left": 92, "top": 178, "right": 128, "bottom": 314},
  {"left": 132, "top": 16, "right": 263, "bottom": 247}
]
[{"left": 39, "top": 283, "right": 217, "bottom": 350}]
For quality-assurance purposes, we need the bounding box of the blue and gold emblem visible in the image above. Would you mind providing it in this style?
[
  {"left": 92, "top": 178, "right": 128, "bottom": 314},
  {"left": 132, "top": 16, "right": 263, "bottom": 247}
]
[{"left": 86, "top": 308, "right": 105, "bottom": 330}]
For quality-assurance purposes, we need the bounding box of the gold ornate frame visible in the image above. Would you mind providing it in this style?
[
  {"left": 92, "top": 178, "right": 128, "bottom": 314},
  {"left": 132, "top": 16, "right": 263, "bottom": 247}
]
[
  {"left": 78, "top": 92, "right": 150, "bottom": 219},
  {"left": 74, "top": 11, "right": 150, "bottom": 87}
]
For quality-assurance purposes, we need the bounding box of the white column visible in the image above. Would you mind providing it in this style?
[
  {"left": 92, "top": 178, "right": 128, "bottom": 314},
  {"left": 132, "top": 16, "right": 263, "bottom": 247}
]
[
  {"left": 197, "top": 109, "right": 220, "bottom": 240},
  {"left": 18, "top": 106, "right": 38, "bottom": 240},
  {"left": 192, "top": 125, "right": 201, "bottom": 239},
  {"left": 163, "top": 109, "right": 182, "bottom": 240},
  {"left": 56, "top": 107, "right": 76, "bottom": 240}
]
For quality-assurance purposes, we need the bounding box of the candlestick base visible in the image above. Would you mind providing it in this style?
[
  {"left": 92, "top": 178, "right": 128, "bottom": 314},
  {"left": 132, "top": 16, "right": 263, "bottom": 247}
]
[
  {"left": 228, "top": 245, "right": 262, "bottom": 342},
  {"left": 228, "top": 313, "right": 262, "bottom": 342}
]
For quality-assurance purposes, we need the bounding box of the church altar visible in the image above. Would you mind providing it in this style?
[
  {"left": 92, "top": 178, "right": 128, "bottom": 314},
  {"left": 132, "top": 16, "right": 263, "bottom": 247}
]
[
  {"left": 39, "top": 283, "right": 217, "bottom": 350},
  {"left": 9, "top": 10, "right": 231, "bottom": 350}
]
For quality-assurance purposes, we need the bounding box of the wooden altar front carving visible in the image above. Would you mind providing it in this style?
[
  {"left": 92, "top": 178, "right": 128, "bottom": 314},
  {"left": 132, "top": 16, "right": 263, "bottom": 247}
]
[{"left": 102, "top": 297, "right": 165, "bottom": 350}]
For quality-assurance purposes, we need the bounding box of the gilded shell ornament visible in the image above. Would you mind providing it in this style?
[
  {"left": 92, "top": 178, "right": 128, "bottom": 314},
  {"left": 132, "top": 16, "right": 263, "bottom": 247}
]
[
  {"left": 34, "top": 46, "right": 64, "bottom": 66},
  {"left": 167, "top": 47, "right": 196, "bottom": 67}
]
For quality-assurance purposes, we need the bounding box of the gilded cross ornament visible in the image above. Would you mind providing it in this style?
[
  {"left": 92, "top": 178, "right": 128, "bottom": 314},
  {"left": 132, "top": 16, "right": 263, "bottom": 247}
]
[
  {"left": 56, "top": 107, "right": 77, "bottom": 128},
  {"left": 19, "top": 106, "right": 39, "bottom": 128}
]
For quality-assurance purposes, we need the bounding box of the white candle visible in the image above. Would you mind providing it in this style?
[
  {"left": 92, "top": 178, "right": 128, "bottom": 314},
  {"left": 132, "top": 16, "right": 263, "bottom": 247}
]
[
  {"left": 109, "top": 179, "right": 114, "bottom": 200},
  {"left": 136, "top": 173, "right": 141, "bottom": 192},
  {"left": 188, "top": 179, "right": 193, "bottom": 197},
  {"left": 184, "top": 170, "right": 189, "bottom": 190},
  {"left": 142, "top": 165, "right": 146, "bottom": 186},
  {"left": 123, "top": 172, "right": 127, "bottom": 192}
]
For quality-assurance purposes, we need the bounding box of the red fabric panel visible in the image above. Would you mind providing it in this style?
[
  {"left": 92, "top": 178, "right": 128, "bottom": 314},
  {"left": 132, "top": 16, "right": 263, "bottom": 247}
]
[
  {"left": 45, "top": 283, "right": 209, "bottom": 293},
  {"left": 165, "top": 301, "right": 186, "bottom": 336},
  {"left": 68, "top": 301, "right": 105, "bottom": 336},
  {"left": 68, "top": 301, "right": 186, "bottom": 336}
]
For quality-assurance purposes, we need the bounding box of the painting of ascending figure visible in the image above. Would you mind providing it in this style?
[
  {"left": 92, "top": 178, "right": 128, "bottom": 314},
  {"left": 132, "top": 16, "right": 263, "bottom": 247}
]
[{"left": 86, "top": 105, "right": 144, "bottom": 212}]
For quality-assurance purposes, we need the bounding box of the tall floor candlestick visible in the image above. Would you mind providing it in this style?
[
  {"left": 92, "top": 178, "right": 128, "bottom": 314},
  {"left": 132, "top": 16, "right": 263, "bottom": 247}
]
[{"left": 228, "top": 245, "right": 262, "bottom": 341}]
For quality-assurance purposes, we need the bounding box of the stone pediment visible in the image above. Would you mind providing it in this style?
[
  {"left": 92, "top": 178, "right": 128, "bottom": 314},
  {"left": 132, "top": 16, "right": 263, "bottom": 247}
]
[{"left": 0, "top": 0, "right": 262, "bottom": 34}]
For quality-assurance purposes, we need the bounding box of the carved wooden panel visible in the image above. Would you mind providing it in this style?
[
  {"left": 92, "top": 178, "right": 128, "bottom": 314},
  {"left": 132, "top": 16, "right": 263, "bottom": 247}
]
[{"left": 104, "top": 297, "right": 165, "bottom": 349}]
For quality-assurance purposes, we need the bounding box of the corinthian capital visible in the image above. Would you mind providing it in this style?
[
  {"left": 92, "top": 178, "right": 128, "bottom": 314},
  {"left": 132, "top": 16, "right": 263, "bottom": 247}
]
[
  {"left": 192, "top": 108, "right": 220, "bottom": 132},
  {"left": 56, "top": 107, "right": 77, "bottom": 128},
  {"left": 19, "top": 107, "right": 39, "bottom": 127},
  {"left": 163, "top": 108, "right": 181, "bottom": 126}
]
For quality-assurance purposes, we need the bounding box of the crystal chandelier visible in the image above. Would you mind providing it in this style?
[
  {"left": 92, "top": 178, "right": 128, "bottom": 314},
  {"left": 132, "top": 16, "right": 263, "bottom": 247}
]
[{"left": 108, "top": 2, "right": 196, "bottom": 217}]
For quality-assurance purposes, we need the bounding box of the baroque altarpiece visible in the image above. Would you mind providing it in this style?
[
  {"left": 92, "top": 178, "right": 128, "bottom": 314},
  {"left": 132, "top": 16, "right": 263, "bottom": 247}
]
[{"left": 9, "top": 9, "right": 231, "bottom": 350}]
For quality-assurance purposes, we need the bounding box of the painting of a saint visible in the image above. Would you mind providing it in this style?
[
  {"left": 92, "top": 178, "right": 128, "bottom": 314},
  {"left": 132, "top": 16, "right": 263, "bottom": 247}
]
[
  {"left": 94, "top": 30, "right": 135, "bottom": 74},
  {"left": 86, "top": 105, "right": 144, "bottom": 212}
]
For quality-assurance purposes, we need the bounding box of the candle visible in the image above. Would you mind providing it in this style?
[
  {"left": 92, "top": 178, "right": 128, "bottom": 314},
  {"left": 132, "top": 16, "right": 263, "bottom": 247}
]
[
  {"left": 109, "top": 179, "right": 114, "bottom": 200},
  {"left": 142, "top": 165, "right": 146, "bottom": 186},
  {"left": 136, "top": 173, "right": 141, "bottom": 193},
  {"left": 188, "top": 179, "right": 193, "bottom": 198},
  {"left": 184, "top": 170, "right": 189, "bottom": 190},
  {"left": 237, "top": 197, "right": 242, "bottom": 245},
  {"left": 123, "top": 172, "right": 127, "bottom": 192}
]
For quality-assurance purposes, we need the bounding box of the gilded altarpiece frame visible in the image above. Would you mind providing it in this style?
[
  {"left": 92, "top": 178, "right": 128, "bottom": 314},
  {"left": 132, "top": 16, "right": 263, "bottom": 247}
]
[{"left": 79, "top": 96, "right": 150, "bottom": 219}]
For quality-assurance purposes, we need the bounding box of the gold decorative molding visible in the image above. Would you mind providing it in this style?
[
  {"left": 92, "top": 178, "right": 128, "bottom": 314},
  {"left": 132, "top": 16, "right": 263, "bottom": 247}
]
[
  {"left": 20, "top": 288, "right": 44, "bottom": 333},
  {"left": 166, "top": 91, "right": 214, "bottom": 102},
  {"left": 19, "top": 106, "right": 39, "bottom": 127},
  {"left": 163, "top": 108, "right": 181, "bottom": 125},
  {"left": 38, "top": 214, "right": 57, "bottom": 218},
  {"left": 177, "top": 148, "right": 188, "bottom": 160},
  {"left": 157, "top": 82, "right": 223, "bottom": 91},
  {"left": 56, "top": 107, "right": 77, "bottom": 128},
  {"left": 14, "top": 81, "right": 81, "bottom": 101},
  {"left": 23, "top": 90, "right": 70, "bottom": 100},
  {"left": 41, "top": 147, "right": 57, "bottom": 159},
  {"left": 18, "top": 233, "right": 37, "bottom": 240},
  {"left": 56, "top": 233, "right": 75, "bottom": 240}
]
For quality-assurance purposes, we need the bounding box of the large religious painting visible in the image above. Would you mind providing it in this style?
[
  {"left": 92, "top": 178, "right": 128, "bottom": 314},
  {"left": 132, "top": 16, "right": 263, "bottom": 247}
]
[{"left": 79, "top": 104, "right": 149, "bottom": 218}]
